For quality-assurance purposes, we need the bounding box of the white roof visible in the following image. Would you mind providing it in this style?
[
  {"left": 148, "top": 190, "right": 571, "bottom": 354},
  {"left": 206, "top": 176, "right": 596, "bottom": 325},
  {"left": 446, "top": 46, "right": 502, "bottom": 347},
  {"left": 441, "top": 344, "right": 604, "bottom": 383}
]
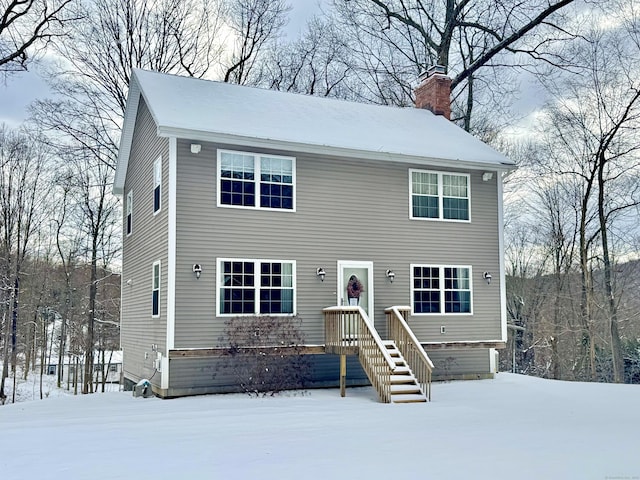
[{"left": 114, "top": 69, "right": 514, "bottom": 194}]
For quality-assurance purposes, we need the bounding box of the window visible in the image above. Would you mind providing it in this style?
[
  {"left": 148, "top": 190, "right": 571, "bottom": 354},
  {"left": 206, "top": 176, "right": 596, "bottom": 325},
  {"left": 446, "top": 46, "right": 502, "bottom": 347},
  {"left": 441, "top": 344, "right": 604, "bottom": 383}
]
[
  {"left": 412, "top": 265, "right": 472, "bottom": 314},
  {"left": 218, "top": 259, "right": 295, "bottom": 315},
  {"left": 152, "top": 261, "right": 161, "bottom": 317},
  {"left": 410, "top": 170, "right": 469, "bottom": 221},
  {"left": 126, "top": 190, "right": 133, "bottom": 235},
  {"left": 218, "top": 150, "right": 295, "bottom": 211},
  {"left": 153, "top": 157, "right": 161, "bottom": 214}
]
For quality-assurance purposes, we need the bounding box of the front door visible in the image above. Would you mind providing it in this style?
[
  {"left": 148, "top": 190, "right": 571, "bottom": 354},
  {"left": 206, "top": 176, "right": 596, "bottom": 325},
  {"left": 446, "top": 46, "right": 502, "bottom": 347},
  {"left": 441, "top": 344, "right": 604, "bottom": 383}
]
[{"left": 337, "top": 261, "right": 374, "bottom": 319}]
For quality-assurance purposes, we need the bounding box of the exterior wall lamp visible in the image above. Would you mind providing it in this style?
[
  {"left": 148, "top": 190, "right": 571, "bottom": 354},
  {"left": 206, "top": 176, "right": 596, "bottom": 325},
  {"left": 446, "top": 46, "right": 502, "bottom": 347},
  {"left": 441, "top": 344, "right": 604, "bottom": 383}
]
[
  {"left": 316, "top": 267, "right": 326, "bottom": 282},
  {"left": 483, "top": 271, "right": 492, "bottom": 284},
  {"left": 193, "top": 264, "right": 202, "bottom": 279},
  {"left": 386, "top": 269, "right": 395, "bottom": 283}
]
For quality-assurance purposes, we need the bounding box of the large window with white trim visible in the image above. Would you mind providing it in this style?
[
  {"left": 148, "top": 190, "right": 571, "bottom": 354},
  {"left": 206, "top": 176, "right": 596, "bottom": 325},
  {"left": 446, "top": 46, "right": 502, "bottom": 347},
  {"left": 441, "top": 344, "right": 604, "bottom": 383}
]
[
  {"left": 410, "top": 170, "right": 470, "bottom": 221},
  {"left": 218, "top": 259, "right": 295, "bottom": 315},
  {"left": 153, "top": 157, "right": 161, "bottom": 214},
  {"left": 152, "top": 261, "right": 161, "bottom": 318},
  {"left": 218, "top": 150, "right": 295, "bottom": 210},
  {"left": 411, "top": 265, "right": 472, "bottom": 314}
]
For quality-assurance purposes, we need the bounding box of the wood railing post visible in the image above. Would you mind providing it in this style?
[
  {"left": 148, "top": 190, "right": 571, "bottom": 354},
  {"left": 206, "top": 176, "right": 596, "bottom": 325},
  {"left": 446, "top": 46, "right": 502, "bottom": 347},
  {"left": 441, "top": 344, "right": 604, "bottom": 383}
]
[
  {"left": 385, "top": 306, "right": 434, "bottom": 401},
  {"left": 340, "top": 354, "right": 346, "bottom": 397}
]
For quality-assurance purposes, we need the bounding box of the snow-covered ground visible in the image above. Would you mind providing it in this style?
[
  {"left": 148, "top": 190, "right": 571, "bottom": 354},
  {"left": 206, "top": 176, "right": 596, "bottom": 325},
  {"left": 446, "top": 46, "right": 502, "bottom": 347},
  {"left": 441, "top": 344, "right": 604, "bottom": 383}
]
[{"left": 1, "top": 373, "right": 638, "bottom": 480}]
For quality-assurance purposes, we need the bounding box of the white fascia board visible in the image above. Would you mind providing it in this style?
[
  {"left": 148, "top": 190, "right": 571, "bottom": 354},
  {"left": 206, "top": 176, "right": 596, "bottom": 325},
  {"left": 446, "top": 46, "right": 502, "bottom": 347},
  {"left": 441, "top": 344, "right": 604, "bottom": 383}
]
[
  {"left": 113, "top": 80, "right": 141, "bottom": 196},
  {"left": 155, "top": 127, "right": 516, "bottom": 172}
]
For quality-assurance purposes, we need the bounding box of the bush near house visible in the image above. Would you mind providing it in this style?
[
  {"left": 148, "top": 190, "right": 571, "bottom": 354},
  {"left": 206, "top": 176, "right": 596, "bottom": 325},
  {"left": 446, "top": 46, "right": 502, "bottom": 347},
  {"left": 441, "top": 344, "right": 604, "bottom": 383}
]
[{"left": 217, "top": 315, "right": 311, "bottom": 396}]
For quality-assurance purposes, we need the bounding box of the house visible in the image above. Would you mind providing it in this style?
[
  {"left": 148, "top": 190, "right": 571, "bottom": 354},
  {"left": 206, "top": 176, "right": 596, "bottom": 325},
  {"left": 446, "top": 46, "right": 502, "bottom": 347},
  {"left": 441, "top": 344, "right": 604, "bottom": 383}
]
[
  {"left": 42, "top": 351, "right": 123, "bottom": 385},
  {"left": 113, "top": 67, "right": 515, "bottom": 401}
]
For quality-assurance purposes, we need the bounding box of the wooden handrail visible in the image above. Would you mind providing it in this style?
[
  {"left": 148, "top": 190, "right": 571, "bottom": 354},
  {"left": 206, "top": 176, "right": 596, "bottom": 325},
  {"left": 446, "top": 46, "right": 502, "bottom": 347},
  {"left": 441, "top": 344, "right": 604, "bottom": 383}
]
[
  {"left": 385, "top": 306, "right": 434, "bottom": 401},
  {"left": 324, "top": 306, "right": 396, "bottom": 402}
]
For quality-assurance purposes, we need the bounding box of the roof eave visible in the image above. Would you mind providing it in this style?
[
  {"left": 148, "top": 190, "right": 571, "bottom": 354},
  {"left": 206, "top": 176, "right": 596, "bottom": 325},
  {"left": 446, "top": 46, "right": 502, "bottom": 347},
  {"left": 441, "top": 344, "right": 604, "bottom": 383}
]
[
  {"left": 113, "top": 75, "right": 142, "bottom": 196},
  {"left": 156, "top": 126, "right": 515, "bottom": 172}
]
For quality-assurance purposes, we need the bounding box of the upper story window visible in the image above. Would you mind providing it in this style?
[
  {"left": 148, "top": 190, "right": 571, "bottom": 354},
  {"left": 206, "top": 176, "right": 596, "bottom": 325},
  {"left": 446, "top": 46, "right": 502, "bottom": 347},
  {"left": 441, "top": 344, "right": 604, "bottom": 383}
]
[
  {"left": 411, "top": 265, "right": 472, "bottom": 315},
  {"left": 152, "top": 261, "right": 161, "bottom": 318},
  {"left": 217, "top": 258, "right": 295, "bottom": 316},
  {"left": 153, "top": 157, "right": 161, "bottom": 214},
  {"left": 126, "top": 190, "right": 133, "bottom": 236},
  {"left": 218, "top": 150, "right": 295, "bottom": 211},
  {"left": 409, "top": 169, "right": 470, "bottom": 221}
]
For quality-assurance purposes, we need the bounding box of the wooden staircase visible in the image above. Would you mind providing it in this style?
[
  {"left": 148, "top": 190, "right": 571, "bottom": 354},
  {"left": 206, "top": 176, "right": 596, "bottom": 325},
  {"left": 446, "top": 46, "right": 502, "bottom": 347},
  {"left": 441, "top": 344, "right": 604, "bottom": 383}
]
[
  {"left": 384, "top": 341, "right": 427, "bottom": 403},
  {"left": 324, "top": 305, "right": 433, "bottom": 403}
]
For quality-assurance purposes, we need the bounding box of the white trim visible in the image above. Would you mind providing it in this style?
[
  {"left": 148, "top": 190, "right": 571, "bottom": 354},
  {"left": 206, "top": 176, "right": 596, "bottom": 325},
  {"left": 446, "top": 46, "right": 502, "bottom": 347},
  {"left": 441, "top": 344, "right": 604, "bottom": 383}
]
[
  {"left": 153, "top": 156, "right": 162, "bottom": 215},
  {"left": 163, "top": 139, "right": 176, "bottom": 390},
  {"left": 216, "top": 258, "right": 297, "bottom": 317},
  {"left": 216, "top": 149, "right": 296, "bottom": 212},
  {"left": 167, "top": 137, "right": 177, "bottom": 352},
  {"left": 337, "top": 260, "right": 374, "bottom": 319},
  {"left": 152, "top": 261, "right": 161, "bottom": 318},
  {"left": 410, "top": 264, "right": 474, "bottom": 316},
  {"left": 156, "top": 127, "right": 516, "bottom": 171},
  {"left": 498, "top": 174, "right": 507, "bottom": 342},
  {"left": 113, "top": 77, "right": 141, "bottom": 195},
  {"left": 408, "top": 169, "right": 471, "bottom": 222}
]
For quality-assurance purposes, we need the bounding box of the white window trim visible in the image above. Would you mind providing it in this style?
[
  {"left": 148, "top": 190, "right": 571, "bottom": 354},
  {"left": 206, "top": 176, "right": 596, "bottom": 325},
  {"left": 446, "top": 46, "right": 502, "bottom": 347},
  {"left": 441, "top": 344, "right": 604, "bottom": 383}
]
[
  {"left": 408, "top": 169, "right": 471, "bottom": 223},
  {"left": 216, "top": 149, "right": 296, "bottom": 212},
  {"left": 152, "top": 261, "right": 161, "bottom": 318},
  {"left": 126, "top": 190, "right": 133, "bottom": 236},
  {"left": 216, "top": 258, "right": 297, "bottom": 317},
  {"left": 153, "top": 156, "right": 162, "bottom": 215},
  {"left": 410, "top": 264, "right": 473, "bottom": 316}
]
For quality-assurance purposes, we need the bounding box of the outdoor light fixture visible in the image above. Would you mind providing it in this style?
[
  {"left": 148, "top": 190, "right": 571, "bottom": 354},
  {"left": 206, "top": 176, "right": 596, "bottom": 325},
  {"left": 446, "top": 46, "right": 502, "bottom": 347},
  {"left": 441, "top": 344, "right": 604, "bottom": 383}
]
[
  {"left": 190, "top": 143, "right": 202, "bottom": 154},
  {"left": 482, "top": 172, "right": 494, "bottom": 181},
  {"left": 193, "top": 264, "right": 202, "bottom": 279},
  {"left": 386, "top": 269, "right": 395, "bottom": 283},
  {"left": 483, "top": 271, "right": 492, "bottom": 284},
  {"left": 316, "top": 267, "right": 326, "bottom": 282}
]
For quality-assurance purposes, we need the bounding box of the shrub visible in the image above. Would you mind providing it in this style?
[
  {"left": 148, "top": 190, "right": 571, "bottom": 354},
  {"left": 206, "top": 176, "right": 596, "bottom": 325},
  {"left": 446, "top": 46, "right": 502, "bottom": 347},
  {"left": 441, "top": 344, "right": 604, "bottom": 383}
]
[{"left": 217, "top": 315, "right": 311, "bottom": 396}]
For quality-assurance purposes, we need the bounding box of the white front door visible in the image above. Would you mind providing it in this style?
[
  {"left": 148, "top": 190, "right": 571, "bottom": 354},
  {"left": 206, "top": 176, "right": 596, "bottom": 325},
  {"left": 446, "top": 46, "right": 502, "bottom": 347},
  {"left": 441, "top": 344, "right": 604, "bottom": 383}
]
[{"left": 337, "top": 261, "right": 374, "bottom": 319}]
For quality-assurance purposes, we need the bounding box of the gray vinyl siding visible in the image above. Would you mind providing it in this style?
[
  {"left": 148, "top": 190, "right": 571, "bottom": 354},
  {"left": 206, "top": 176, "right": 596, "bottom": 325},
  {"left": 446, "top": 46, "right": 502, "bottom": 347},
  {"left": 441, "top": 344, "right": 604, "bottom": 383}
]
[
  {"left": 173, "top": 140, "right": 502, "bottom": 350},
  {"left": 165, "top": 354, "right": 368, "bottom": 397},
  {"left": 120, "top": 98, "right": 169, "bottom": 388},
  {"left": 428, "top": 348, "right": 492, "bottom": 380}
]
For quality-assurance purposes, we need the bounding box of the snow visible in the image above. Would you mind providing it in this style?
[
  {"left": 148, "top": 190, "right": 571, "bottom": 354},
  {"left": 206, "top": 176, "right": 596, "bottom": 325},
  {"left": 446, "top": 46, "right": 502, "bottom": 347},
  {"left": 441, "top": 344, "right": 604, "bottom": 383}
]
[
  {"left": 1, "top": 373, "right": 638, "bottom": 480},
  {"left": 115, "top": 68, "right": 514, "bottom": 194},
  {"left": 132, "top": 68, "right": 510, "bottom": 158}
]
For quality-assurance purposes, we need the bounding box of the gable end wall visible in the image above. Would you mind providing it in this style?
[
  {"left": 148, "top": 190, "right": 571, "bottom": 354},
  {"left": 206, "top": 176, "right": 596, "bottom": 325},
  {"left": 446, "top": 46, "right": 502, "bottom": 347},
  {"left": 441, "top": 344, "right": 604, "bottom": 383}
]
[{"left": 120, "top": 98, "right": 169, "bottom": 388}]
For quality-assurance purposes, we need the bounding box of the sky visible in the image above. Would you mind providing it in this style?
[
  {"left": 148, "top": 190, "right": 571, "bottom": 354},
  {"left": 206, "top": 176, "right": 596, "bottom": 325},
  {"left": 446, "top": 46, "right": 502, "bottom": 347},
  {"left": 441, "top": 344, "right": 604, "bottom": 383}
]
[
  {"left": 1, "top": 372, "right": 639, "bottom": 480},
  {"left": 0, "top": 1, "right": 326, "bottom": 128}
]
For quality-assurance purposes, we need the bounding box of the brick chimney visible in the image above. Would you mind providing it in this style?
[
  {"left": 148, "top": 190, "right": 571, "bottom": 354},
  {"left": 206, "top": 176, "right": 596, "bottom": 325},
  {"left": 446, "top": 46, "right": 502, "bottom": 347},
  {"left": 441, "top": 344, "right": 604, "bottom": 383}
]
[{"left": 414, "top": 65, "right": 451, "bottom": 120}]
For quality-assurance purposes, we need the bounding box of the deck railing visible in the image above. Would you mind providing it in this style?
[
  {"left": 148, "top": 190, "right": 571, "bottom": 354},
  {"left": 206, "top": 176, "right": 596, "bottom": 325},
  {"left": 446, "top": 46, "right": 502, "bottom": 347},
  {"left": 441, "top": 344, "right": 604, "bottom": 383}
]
[
  {"left": 323, "top": 306, "right": 396, "bottom": 403},
  {"left": 385, "top": 306, "right": 434, "bottom": 401}
]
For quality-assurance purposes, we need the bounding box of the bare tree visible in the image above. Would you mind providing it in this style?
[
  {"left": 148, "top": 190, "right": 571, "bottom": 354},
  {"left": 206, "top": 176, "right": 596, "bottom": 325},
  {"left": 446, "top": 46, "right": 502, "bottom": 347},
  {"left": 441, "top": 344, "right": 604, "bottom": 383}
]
[
  {"left": 330, "top": 0, "right": 578, "bottom": 130},
  {"left": 525, "top": 6, "right": 640, "bottom": 381},
  {"left": 0, "top": 0, "right": 74, "bottom": 76},
  {"left": 222, "top": 0, "right": 290, "bottom": 85},
  {"left": 0, "top": 124, "right": 49, "bottom": 401}
]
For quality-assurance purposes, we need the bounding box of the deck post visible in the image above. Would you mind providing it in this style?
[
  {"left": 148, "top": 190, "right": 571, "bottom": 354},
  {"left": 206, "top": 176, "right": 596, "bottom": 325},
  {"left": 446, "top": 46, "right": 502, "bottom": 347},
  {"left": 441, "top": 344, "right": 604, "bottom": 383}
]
[{"left": 340, "top": 354, "right": 346, "bottom": 397}]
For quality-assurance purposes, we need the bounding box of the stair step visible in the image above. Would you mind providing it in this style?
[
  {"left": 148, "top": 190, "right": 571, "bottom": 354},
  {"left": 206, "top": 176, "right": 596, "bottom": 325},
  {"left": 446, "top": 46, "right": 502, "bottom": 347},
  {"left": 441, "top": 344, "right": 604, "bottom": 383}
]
[
  {"left": 390, "top": 384, "right": 422, "bottom": 394},
  {"left": 391, "top": 393, "right": 427, "bottom": 403},
  {"left": 390, "top": 374, "right": 416, "bottom": 384}
]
